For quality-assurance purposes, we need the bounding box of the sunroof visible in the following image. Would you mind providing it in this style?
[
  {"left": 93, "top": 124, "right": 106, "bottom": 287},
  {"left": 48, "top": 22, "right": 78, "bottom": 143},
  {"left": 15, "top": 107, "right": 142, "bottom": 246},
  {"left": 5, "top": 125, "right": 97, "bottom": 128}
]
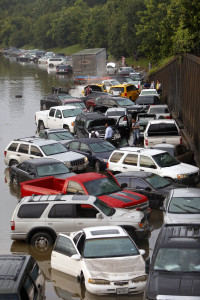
[
  {"left": 72, "top": 195, "right": 89, "bottom": 201},
  {"left": 91, "top": 229, "right": 119, "bottom": 236}
]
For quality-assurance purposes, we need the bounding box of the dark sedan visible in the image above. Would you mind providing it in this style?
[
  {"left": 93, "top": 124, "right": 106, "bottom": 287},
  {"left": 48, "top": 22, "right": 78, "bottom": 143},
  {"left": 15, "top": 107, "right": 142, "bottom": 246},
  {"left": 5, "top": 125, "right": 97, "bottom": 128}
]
[
  {"left": 40, "top": 93, "right": 73, "bottom": 110},
  {"left": 118, "top": 67, "right": 135, "bottom": 76},
  {"left": 65, "top": 138, "right": 116, "bottom": 171},
  {"left": 9, "top": 158, "right": 75, "bottom": 188},
  {"left": 56, "top": 64, "right": 73, "bottom": 74},
  {"left": 135, "top": 95, "right": 162, "bottom": 111},
  {"left": 115, "top": 171, "right": 188, "bottom": 208}
]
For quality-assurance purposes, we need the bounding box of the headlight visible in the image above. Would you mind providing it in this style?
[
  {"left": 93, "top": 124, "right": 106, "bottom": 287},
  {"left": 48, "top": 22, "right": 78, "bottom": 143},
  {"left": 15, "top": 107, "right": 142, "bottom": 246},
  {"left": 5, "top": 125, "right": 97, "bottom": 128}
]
[
  {"left": 65, "top": 161, "right": 71, "bottom": 167},
  {"left": 177, "top": 174, "right": 189, "bottom": 179},
  {"left": 132, "top": 275, "right": 147, "bottom": 283},
  {"left": 88, "top": 278, "right": 110, "bottom": 285},
  {"left": 84, "top": 157, "right": 88, "bottom": 163}
]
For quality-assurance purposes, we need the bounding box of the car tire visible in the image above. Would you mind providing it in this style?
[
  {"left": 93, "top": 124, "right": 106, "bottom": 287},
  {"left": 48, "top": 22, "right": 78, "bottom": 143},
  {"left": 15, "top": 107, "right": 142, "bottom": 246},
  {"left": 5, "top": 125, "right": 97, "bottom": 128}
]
[
  {"left": 63, "top": 125, "right": 69, "bottom": 131},
  {"left": 12, "top": 175, "right": 19, "bottom": 190},
  {"left": 95, "top": 160, "right": 101, "bottom": 172},
  {"left": 9, "top": 160, "right": 19, "bottom": 167},
  {"left": 49, "top": 63, "right": 54, "bottom": 68},
  {"left": 31, "top": 231, "right": 54, "bottom": 251},
  {"left": 38, "top": 121, "right": 45, "bottom": 131}
]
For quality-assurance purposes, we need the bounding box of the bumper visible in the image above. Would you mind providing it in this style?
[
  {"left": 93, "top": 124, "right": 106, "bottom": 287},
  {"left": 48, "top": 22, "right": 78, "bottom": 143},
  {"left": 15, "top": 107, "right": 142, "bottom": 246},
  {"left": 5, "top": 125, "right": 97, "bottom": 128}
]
[
  {"left": 174, "top": 175, "right": 200, "bottom": 186},
  {"left": 86, "top": 280, "right": 146, "bottom": 295}
]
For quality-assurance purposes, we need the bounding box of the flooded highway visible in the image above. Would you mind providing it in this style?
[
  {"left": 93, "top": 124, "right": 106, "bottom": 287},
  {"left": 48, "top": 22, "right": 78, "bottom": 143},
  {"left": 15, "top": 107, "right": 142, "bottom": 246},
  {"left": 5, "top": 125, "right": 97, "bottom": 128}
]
[{"left": 0, "top": 54, "right": 163, "bottom": 300}]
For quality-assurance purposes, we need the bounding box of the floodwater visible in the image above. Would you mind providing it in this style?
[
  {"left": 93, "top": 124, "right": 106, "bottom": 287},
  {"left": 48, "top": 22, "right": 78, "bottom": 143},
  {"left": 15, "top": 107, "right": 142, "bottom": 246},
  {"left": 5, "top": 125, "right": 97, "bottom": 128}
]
[{"left": 0, "top": 54, "right": 163, "bottom": 300}]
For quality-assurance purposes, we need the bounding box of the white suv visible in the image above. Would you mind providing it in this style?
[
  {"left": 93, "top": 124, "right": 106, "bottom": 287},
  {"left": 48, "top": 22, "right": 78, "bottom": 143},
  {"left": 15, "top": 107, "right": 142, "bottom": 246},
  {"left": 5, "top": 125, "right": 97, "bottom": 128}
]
[
  {"left": 10, "top": 194, "right": 150, "bottom": 250},
  {"left": 4, "top": 137, "right": 88, "bottom": 172},
  {"left": 143, "top": 119, "right": 182, "bottom": 148},
  {"left": 107, "top": 147, "right": 200, "bottom": 185}
]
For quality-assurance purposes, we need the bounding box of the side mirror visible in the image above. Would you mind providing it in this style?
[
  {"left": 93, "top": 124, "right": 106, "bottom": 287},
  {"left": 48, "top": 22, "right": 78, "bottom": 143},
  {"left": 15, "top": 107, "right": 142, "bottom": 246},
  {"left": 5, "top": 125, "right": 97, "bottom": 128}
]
[
  {"left": 139, "top": 249, "right": 146, "bottom": 256},
  {"left": 71, "top": 254, "right": 81, "bottom": 261},
  {"left": 145, "top": 257, "right": 150, "bottom": 274},
  {"left": 121, "top": 183, "right": 128, "bottom": 189},
  {"left": 145, "top": 187, "right": 152, "bottom": 191},
  {"left": 96, "top": 213, "right": 103, "bottom": 219}
]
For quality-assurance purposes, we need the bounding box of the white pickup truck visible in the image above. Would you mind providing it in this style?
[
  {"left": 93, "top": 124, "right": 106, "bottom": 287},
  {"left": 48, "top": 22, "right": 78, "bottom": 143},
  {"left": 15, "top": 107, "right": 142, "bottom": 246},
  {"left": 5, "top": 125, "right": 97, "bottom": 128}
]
[{"left": 35, "top": 105, "right": 83, "bottom": 133}]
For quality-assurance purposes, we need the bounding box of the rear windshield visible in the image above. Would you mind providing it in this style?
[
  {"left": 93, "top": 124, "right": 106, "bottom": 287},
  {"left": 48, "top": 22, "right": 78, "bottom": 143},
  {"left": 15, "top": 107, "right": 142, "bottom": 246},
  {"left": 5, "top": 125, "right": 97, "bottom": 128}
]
[{"left": 148, "top": 123, "right": 179, "bottom": 136}]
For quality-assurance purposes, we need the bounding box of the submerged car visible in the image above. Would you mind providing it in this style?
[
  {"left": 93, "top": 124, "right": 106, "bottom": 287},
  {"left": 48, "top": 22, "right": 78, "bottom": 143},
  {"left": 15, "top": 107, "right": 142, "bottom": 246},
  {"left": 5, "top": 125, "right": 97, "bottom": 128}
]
[
  {"left": 51, "top": 226, "right": 147, "bottom": 295},
  {"left": 56, "top": 64, "right": 73, "bottom": 74}
]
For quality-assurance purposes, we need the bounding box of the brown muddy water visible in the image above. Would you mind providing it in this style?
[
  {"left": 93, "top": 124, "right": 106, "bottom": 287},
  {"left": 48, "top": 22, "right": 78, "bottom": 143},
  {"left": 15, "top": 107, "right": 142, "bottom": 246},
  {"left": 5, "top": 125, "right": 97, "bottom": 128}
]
[{"left": 0, "top": 54, "right": 162, "bottom": 300}]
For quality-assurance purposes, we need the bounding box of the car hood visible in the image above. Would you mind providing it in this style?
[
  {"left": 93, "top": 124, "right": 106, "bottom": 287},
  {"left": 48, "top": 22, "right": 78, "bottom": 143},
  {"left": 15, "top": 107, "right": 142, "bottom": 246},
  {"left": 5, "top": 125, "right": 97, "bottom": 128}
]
[
  {"left": 147, "top": 272, "right": 200, "bottom": 298},
  {"left": 98, "top": 190, "right": 147, "bottom": 209},
  {"left": 160, "top": 163, "right": 199, "bottom": 175},
  {"left": 83, "top": 256, "right": 145, "bottom": 280},
  {"left": 49, "top": 151, "right": 85, "bottom": 161}
]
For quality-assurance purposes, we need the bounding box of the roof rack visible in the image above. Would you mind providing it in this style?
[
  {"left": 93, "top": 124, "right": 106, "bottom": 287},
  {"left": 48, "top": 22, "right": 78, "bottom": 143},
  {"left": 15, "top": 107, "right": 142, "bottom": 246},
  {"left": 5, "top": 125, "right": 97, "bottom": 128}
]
[{"left": 28, "top": 193, "right": 65, "bottom": 202}]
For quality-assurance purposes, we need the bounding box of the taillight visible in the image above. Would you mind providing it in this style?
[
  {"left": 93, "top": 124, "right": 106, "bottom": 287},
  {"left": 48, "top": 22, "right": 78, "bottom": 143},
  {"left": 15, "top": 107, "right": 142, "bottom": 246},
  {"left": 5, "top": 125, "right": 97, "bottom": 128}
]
[
  {"left": 180, "top": 137, "right": 182, "bottom": 144},
  {"left": 4, "top": 150, "right": 7, "bottom": 157},
  {"left": 11, "top": 221, "right": 15, "bottom": 231},
  {"left": 123, "top": 116, "right": 127, "bottom": 121},
  {"left": 107, "top": 162, "right": 109, "bottom": 169},
  {"left": 165, "top": 116, "right": 171, "bottom": 119},
  {"left": 145, "top": 139, "right": 148, "bottom": 146},
  {"left": 124, "top": 92, "right": 127, "bottom": 97}
]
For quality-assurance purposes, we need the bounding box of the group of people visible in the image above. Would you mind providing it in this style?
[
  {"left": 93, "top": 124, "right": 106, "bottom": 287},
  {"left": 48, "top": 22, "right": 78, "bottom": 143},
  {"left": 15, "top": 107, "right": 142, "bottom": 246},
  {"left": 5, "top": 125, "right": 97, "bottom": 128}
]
[{"left": 143, "top": 79, "right": 162, "bottom": 94}]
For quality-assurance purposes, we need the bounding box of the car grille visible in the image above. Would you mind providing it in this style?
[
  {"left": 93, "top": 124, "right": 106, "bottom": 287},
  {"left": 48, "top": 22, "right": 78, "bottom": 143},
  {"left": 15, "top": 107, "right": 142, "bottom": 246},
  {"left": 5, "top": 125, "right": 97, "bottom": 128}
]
[
  {"left": 114, "top": 281, "right": 129, "bottom": 286},
  {"left": 189, "top": 172, "right": 199, "bottom": 178},
  {"left": 70, "top": 158, "right": 85, "bottom": 166}
]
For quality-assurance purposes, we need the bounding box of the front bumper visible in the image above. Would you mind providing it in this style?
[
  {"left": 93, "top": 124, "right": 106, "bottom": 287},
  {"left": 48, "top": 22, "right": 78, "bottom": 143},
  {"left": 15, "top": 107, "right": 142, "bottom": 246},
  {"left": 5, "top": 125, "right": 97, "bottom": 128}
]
[{"left": 174, "top": 174, "right": 200, "bottom": 186}]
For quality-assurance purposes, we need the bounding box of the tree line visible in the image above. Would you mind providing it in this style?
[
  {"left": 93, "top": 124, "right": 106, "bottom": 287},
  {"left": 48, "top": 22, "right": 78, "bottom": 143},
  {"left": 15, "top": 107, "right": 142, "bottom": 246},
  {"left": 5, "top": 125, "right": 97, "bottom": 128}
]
[{"left": 0, "top": 0, "right": 199, "bottom": 61}]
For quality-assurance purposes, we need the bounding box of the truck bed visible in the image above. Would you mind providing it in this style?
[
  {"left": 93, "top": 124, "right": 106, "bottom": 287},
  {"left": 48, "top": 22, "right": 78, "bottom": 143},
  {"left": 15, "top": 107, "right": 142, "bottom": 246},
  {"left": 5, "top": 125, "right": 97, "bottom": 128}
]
[{"left": 20, "top": 176, "right": 66, "bottom": 198}]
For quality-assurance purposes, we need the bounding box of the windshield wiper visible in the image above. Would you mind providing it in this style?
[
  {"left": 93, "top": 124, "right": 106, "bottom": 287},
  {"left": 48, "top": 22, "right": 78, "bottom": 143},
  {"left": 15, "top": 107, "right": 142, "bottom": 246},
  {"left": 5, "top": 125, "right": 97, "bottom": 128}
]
[{"left": 183, "top": 204, "right": 200, "bottom": 212}]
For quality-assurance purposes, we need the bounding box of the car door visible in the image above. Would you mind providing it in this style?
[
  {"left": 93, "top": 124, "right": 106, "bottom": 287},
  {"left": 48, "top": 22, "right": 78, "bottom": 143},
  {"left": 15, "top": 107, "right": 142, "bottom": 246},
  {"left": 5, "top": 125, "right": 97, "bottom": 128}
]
[
  {"left": 74, "top": 204, "right": 107, "bottom": 230},
  {"left": 79, "top": 143, "right": 93, "bottom": 167},
  {"left": 139, "top": 155, "right": 159, "bottom": 174},
  {"left": 47, "top": 204, "right": 76, "bottom": 235},
  {"left": 47, "top": 108, "right": 56, "bottom": 128},
  {"left": 51, "top": 234, "right": 81, "bottom": 277},
  {"left": 53, "top": 109, "right": 63, "bottom": 128},
  {"left": 120, "top": 153, "right": 139, "bottom": 172},
  {"left": 17, "top": 144, "right": 30, "bottom": 163}
]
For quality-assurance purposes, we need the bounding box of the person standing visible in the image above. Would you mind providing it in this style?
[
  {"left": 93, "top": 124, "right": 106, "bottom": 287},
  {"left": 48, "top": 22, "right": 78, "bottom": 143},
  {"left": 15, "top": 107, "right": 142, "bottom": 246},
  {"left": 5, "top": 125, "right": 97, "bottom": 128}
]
[
  {"left": 156, "top": 80, "right": 162, "bottom": 94},
  {"left": 104, "top": 122, "right": 113, "bottom": 143},
  {"left": 150, "top": 80, "right": 155, "bottom": 89},
  {"left": 132, "top": 117, "right": 140, "bottom": 146}
]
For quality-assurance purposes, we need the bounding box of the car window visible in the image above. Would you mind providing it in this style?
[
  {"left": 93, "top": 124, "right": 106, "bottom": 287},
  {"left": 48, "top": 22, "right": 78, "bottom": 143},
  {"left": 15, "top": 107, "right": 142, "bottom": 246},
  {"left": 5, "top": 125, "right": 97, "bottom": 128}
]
[
  {"left": 90, "top": 141, "right": 115, "bottom": 153},
  {"left": 36, "top": 162, "right": 69, "bottom": 176},
  {"left": 116, "top": 176, "right": 130, "bottom": 186},
  {"left": 68, "top": 142, "right": 80, "bottom": 151},
  {"left": 123, "top": 154, "right": 138, "bottom": 166},
  {"left": 18, "top": 144, "right": 29, "bottom": 154},
  {"left": 147, "top": 123, "right": 179, "bottom": 136},
  {"left": 110, "top": 152, "right": 124, "bottom": 163},
  {"left": 80, "top": 143, "right": 90, "bottom": 152},
  {"left": 49, "top": 108, "right": 56, "bottom": 117},
  {"left": 84, "top": 177, "right": 120, "bottom": 196},
  {"left": 153, "top": 152, "right": 180, "bottom": 167},
  {"left": 7, "top": 142, "right": 19, "bottom": 152},
  {"left": 168, "top": 196, "right": 200, "bottom": 213},
  {"left": 66, "top": 181, "right": 85, "bottom": 195},
  {"left": 131, "top": 178, "right": 149, "bottom": 189},
  {"left": 41, "top": 143, "right": 67, "bottom": 155},
  {"left": 30, "top": 146, "right": 43, "bottom": 157},
  {"left": 140, "top": 155, "right": 157, "bottom": 169},
  {"left": 39, "top": 131, "right": 46, "bottom": 139},
  {"left": 48, "top": 204, "right": 76, "bottom": 218},
  {"left": 54, "top": 235, "right": 77, "bottom": 257},
  {"left": 76, "top": 204, "right": 98, "bottom": 218},
  {"left": 63, "top": 108, "right": 82, "bottom": 118},
  {"left": 18, "top": 204, "right": 48, "bottom": 218},
  {"left": 55, "top": 109, "right": 62, "bottom": 118},
  {"left": 48, "top": 131, "right": 73, "bottom": 141}
]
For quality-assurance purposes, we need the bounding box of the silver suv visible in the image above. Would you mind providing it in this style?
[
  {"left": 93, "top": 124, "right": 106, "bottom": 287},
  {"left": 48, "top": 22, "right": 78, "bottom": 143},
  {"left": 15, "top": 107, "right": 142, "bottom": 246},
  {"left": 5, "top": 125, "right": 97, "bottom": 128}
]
[
  {"left": 4, "top": 136, "right": 88, "bottom": 172},
  {"left": 10, "top": 194, "right": 150, "bottom": 251}
]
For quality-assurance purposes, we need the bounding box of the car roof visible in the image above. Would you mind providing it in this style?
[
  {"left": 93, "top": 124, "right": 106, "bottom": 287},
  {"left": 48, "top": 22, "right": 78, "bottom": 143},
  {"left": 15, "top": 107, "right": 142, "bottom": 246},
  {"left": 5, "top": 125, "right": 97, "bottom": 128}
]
[
  {"left": 13, "top": 136, "right": 62, "bottom": 146},
  {"left": 82, "top": 225, "right": 128, "bottom": 239},
  {"left": 171, "top": 187, "right": 200, "bottom": 197},
  {"left": 49, "top": 105, "right": 77, "bottom": 110},
  {"left": 118, "top": 147, "right": 166, "bottom": 156},
  {"left": 115, "top": 171, "right": 154, "bottom": 178}
]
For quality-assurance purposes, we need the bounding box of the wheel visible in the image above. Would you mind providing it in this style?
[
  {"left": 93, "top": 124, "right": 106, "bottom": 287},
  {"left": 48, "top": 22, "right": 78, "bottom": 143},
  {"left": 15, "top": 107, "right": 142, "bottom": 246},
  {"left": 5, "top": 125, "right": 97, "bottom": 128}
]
[
  {"left": 11, "top": 175, "right": 19, "bottom": 190},
  {"left": 9, "top": 160, "right": 19, "bottom": 167},
  {"left": 31, "top": 232, "right": 54, "bottom": 252},
  {"left": 95, "top": 160, "right": 101, "bottom": 172},
  {"left": 89, "top": 106, "right": 94, "bottom": 112},
  {"left": 38, "top": 121, "right": 45, "bottom": 131},
  {"left": 63, "top": 125, "right": 69, "bottom": 131},
  {"left": 42, "top": 103, "right": 47, "bottom": 110},
  {"left": 49, "top": 63, "right": 54, "bottom": 68}
]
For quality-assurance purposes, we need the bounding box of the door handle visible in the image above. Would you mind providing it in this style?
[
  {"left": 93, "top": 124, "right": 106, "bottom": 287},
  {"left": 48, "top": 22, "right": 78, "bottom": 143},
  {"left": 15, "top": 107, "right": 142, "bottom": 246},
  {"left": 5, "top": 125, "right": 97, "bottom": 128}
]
[
  {"left": 123, "top": 167, "right": 127, "bottom": 169},
  {"left": 17, "top": 154, "right": 21, "bottom": 156}
]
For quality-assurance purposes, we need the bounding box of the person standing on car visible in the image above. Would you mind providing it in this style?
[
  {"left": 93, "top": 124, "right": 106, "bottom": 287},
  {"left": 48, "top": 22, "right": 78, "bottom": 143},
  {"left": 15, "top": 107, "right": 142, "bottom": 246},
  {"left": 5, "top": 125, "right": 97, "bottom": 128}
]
[
  {"left": 104, "top": 122, "right": 113, "bottom": 143},
  {"left": 132, "top": 117, "right": 140, "bottom": 146}
]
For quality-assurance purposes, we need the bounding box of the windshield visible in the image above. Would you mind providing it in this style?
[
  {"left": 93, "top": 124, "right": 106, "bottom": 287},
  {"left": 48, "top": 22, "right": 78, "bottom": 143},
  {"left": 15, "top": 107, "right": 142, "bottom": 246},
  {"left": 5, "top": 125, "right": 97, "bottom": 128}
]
[
  {"left": 41, "top": 143, "right": 67, "bottom": 156},
  {"left": 94, "top": 198, "right": 115, "bottom": 216},
  {"left": 153, "top": 152, "right": 180, "bottom": 167},
  {"left": 37, "top": 162, "right": 70, "bottom": 176},
  {"left": 63, "top": 108, "right": 82, "bottom": 118},
  {"left": 154, "top": 248, "right": 200, "bottom": 272},
  {"left": 48, "top": 131, "right": 74, "bottom": 141},
  {"left": 64, "top": 102, "right": 86, "bottom": 109},
  {"left": 168, "top": 197, "right": 200, "bottom": 214},
  {"left": 141, "top": 90, "right": 157, "bottom": 95},
  {"left": 83, "top": 237, "right": 139, "bottom": 258},
  {"left": 146, "top": 174, "right": 171, "bottom": 189},
  {"left": 84, "top": 177, "right": 121, "bottom": 196},
  {"left": 149, "top": 107, "right": 169, "bottom": 113},
  {"left": 115, "top": 98, "right": 134, "bottom": 106},
  {"left": 58, "top": 94, "right": 72, "bottom": 99},
  {"left": 89, "top": 141, "right": 116, "bottom": 153}
]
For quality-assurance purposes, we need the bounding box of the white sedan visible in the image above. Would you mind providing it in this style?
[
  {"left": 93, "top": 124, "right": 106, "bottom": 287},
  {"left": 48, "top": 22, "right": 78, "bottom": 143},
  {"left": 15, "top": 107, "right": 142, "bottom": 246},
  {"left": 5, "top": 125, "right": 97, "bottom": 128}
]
[
  {"left": 51, "top": 226, "right": 147, "bottom": 295},
  {"left": 139, "top": 88, "right": 160, "bottom": 99}
]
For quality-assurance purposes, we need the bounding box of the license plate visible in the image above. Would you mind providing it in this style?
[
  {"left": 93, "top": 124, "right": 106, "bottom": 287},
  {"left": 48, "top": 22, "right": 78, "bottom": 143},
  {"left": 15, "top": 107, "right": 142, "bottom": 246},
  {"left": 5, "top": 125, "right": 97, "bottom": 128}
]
[{"left": 116, "top": 288, "right": 129, "bottom": 294}]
